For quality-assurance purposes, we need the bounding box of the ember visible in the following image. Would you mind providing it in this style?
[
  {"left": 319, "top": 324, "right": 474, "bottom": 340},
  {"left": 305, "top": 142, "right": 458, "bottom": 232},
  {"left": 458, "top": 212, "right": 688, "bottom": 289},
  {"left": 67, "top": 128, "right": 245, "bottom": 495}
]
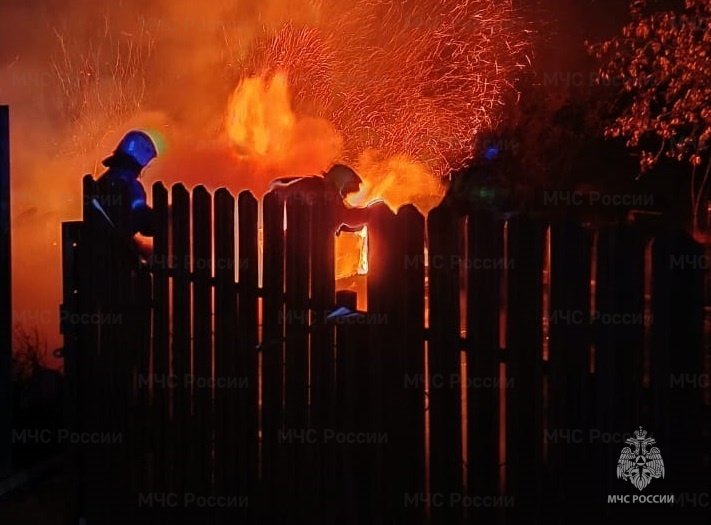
[{"left": 224, "top": 0, "right": 531, "bottom": 276}]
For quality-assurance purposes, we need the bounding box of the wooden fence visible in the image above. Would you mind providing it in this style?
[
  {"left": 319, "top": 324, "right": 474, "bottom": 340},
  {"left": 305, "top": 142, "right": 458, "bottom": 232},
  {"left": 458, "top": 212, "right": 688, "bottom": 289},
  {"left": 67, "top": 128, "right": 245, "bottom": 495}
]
[{"left": 61, "top": 176, "right": 708, "bottom": 524}]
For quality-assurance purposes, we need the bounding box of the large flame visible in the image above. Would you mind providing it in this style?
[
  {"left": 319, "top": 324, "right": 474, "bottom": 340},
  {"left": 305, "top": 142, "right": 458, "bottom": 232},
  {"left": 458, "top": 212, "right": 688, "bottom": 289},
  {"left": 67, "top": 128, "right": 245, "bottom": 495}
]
[
  {"left": 226, "top": 73, "right": 295, "bottom": 159},
  {"left": 3, "top": 0, "right": 531, "bottom": 356},
  {"left": 226, "top": 72, "right": 446, "bottom": 277},
  {"left": 235, "top": 0, "right": 531, "bottom": 178},
  {"left": 224, "top": 0, "right": 531, "bottom": 277}
]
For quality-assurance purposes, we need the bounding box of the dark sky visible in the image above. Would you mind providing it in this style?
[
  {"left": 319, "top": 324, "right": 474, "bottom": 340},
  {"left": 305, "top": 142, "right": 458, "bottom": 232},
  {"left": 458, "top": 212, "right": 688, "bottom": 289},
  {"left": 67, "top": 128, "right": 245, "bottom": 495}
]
[{"left": 516, "top": 0, "right": 632, "bottom": 75}]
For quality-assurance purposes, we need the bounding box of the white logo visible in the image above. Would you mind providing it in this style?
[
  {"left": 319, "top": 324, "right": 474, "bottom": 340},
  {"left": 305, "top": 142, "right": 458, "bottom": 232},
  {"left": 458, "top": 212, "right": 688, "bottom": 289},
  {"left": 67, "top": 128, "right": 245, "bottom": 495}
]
[{"left": 616, "top": 427, "right": 665, "bottom": 491}]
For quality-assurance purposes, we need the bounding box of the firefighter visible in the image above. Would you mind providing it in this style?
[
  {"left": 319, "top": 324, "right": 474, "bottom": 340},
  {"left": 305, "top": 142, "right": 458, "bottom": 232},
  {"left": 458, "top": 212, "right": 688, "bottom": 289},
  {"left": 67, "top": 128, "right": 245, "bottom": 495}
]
[
  {"left": 269, "top": 163, "right": 369, "bottom": 235},
  {"left": 441, "top": 144, "right": 517, "bottom": 216},
  {"left": 95, "top": 130, "right": 157, "bottom": 237}
]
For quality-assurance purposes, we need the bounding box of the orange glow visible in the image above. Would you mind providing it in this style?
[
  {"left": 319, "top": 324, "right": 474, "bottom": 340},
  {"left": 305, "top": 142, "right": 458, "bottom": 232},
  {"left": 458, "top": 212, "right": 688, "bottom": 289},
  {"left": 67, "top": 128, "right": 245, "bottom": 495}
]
[
  {"left": 4, "top": 0, "right": 531, "bottom": 354},
  {"left": 348, "top": 151, "right": 444, "bottom": 214},
  {"left": 240, "top": 1, "right": 531, "bottom": 179},
  {"left": 225, "top": 73, "right": 445, "bottom": 277},
  {"left": 224, "top": 71, "right": 343, "bottom": 176},
  {"left": 226, "top": 73, "right": 295, "bottom": 160}
]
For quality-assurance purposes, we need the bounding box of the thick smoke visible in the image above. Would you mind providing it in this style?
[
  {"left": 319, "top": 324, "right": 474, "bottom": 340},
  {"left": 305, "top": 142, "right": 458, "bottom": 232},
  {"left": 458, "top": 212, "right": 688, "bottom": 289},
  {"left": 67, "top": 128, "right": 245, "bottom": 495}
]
[
  {"left": 1, "top": 0, "right": 626, "bottom": 362},
  {"left": 1, "top": 0, "right": 327, "bottom": 360}
]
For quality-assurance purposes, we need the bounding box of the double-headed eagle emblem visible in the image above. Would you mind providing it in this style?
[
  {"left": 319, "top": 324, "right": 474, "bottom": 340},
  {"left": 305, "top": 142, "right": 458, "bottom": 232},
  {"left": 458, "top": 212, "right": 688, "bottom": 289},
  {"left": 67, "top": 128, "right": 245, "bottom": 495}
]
[{"left": 616, "top": 426, "right": 665, "bottom": 491}]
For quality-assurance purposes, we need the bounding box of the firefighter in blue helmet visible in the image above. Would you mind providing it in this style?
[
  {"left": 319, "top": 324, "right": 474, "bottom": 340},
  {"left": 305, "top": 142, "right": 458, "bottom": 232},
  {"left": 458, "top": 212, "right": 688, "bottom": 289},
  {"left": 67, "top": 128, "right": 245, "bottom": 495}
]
[{"left": 96, "top": 130, "right": 157, "bottom": 236}]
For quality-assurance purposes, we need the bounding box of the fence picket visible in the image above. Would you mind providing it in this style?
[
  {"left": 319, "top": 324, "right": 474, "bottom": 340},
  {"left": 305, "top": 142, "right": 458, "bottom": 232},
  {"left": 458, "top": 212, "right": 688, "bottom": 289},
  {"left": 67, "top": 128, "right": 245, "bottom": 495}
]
[
  {"left": 151, "top": 182, "right": 170, "bottom": 500},
  {"left": 261, "top": 190, "right": 285, "bottom": 520},
  {"left": 506, "top": 215, "right": 545, "bottom": 522},
  {"left": 214, "top": 188, "right": 237, "bottom": 512},
  {"left": 427, "top": 204, "right": 464, "bottom": 525},
  {"left": 238, "top": 190, "right": 260, "bottom": 516},
  {"left": 191, "top": 185, "right": 212, "bottom": 499},
  {"left": 171, "top": 184, "right": 191, "bottom": 504},
  {"left": 284, "top": 194, "right": 311, "bottom": 520}
]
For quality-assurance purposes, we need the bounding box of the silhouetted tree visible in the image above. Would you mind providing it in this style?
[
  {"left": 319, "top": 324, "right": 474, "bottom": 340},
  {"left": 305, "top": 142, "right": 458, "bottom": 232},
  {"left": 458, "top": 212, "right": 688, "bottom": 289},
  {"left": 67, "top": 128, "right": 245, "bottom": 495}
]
[{"left": 588, "top": 0, "right": 711, "bottom": 232}]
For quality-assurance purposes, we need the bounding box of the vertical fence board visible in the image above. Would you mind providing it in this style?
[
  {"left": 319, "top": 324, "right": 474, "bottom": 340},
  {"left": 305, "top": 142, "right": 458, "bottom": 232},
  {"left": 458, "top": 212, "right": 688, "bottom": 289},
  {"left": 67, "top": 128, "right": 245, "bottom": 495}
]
[
  {"left": 131, "top": 263, "right": 153, "bottom": 512},
  {"left": 547, "top": 221, "right": 592, "bottom": 520},
  {"left": 428, "top": 205, "right": 464, "bottom": 525},
  {"left": 238, "top": 190, "right": 260, "bottom": 515},
  {"left": 214, "top": 188, "right": 237, "bottom": 505},
  {"left": 309, "top": 195, "right": 337, "bottom": 523},
  {"left": 192, "top": 185, "right": 212, "bottom": 498},
  {"left": 151, "top": 182, "right": 170, "bottom": 497},
  {"left": 261, "top": 191, "right": 285, "bottom": 519},
  {"left": 466, "top": 210, "right": 502, "bottom": 519},
  {"left": 284, "top": 194, "right": 311, "bottom": 520},
  {"left": 651, "top": 231, "right": 705, "bottom": 496},
  {"left": 334, "top": 290, "right": 370, "bottom": 524},
  {"left": 61, "top": 220, "right": 83, "bottom": 522},
  {"left": 594, "top": 224, "right": 647, "bottom": 510},
  {"left": 171, "top": 184, "right": 191, "bottom": 502},
  {"left": 398, "top": 204, "right": 426, "bottom": 522},
  {"left": 506, "top": 215, "right": 545, "bottom": 522},
  {"left": 77, "top": 176, "right": 99, "bottom": 523},
  {"left": 366, "top": 203, "right": 401, "bottom": 520}
]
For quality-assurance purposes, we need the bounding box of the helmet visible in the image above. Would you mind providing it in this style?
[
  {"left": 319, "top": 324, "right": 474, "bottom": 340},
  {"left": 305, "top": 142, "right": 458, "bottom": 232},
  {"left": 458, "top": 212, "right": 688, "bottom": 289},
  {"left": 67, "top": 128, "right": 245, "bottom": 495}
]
[
  {"left": 324, "top": 164, "right": 362, "bottom": 197},
  {"left": 104, "top": 130, "right": 158, "bottom": 169}
]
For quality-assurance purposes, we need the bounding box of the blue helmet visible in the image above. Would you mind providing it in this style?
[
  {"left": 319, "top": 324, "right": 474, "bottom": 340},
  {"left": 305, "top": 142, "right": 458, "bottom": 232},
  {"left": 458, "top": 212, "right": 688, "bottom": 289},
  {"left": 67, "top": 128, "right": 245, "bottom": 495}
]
[{"left": 107, "top": 130, "right": 158, "bottom": 169}]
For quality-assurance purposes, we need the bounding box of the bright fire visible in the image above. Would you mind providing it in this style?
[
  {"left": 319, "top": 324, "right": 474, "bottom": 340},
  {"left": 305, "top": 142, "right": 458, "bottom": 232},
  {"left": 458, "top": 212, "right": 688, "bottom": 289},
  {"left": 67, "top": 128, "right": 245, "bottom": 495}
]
[
  {"left": 225, "top": 74, "right": 295, "bottom": 160},
  {"left": 4, "top": 0, "right": 532, "bottom": 356},
  {"left": 225, "top": 0, "right": 531, "bottom": 277},
  {"left": 226, "top": 72, "right": 446, "bottom": 277},
  {"left": 236, "top": 0, "right": 531, "bottom": 178}
]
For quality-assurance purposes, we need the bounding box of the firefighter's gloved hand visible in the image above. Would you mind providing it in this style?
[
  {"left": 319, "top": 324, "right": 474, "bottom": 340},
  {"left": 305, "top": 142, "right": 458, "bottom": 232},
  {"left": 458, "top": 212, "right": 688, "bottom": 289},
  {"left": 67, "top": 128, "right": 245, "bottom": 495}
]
[{"left": 336, "top": 223, "right": 366, "bottom": 236}]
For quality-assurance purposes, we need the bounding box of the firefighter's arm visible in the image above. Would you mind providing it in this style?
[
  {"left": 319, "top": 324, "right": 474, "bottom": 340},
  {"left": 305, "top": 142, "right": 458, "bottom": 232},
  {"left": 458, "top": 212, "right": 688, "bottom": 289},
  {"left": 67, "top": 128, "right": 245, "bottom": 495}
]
[
  {"left": 336, "top": 203, "right": 370, "bottom": 235},
  {"left": 130, "top": 182, "right": 155, "bottom": 236}
]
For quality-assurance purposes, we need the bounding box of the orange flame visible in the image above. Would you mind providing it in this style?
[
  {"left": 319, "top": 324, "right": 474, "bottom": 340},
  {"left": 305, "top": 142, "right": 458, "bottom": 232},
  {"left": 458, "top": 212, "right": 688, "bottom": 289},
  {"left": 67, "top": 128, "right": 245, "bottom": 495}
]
[
  {"left": 225, "top": 72, "right": 448, "bottom": 277},
  {"left": 223, "top": 0, "right": 531, "bottom": 277}
]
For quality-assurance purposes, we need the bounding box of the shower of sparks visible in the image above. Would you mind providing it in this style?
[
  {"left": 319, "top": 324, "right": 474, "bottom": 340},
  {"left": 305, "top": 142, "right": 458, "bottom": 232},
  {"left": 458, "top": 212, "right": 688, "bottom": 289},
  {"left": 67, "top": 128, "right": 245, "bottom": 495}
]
[
  {"left": 52, "top": 17, "right": 154, "bottom": 153},
  {"left": 233, "top": 0, "right": 532, "bottom": 178}
]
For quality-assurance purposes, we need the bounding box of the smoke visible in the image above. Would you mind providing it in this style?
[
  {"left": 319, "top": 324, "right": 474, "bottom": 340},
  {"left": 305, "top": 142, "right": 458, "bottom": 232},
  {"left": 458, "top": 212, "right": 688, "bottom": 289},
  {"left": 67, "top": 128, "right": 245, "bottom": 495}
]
[
  {"left": 0, "top": 0, "right": 330, "bottom": 360},
  {"left": 1, "top": 0, "right": 534, "bottom": 360}
]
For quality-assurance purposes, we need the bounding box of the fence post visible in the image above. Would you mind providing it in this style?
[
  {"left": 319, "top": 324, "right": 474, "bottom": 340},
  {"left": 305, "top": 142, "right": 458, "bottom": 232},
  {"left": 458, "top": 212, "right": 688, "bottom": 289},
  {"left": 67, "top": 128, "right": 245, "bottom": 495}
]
[{"left": 0, "top": 105, "right": 10, "bottom": 479}]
